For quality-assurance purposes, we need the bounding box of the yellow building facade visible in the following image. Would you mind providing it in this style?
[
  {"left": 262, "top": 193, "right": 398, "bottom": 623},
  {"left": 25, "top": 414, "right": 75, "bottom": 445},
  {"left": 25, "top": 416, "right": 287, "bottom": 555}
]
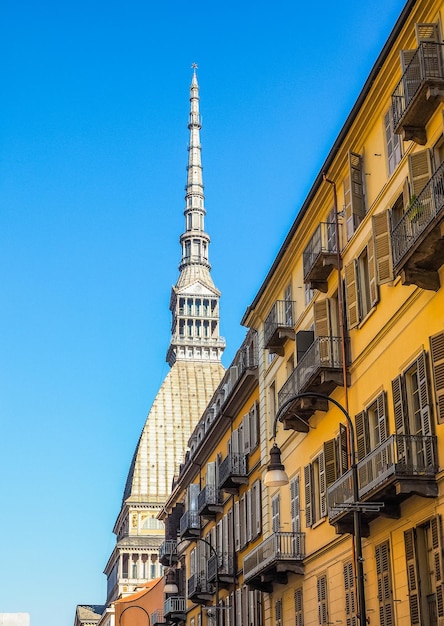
[
  {"left": 241, "top": 0, "right": 444, "bottom": 625},
  {"left": 158, "top": 1, "right": 444, "bottom": 625}
]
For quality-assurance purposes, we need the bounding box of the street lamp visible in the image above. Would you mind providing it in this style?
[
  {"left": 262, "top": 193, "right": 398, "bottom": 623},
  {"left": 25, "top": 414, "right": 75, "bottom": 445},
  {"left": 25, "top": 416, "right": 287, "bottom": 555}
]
[
  {"left": 163, "top": 537, "right": 220, "bottom": 624},
  {"left": 264, "top": 391, "right": 367, "bottom": 626},
  {"left": 119, "top": 605, "right": 151, "bottom": 626}
]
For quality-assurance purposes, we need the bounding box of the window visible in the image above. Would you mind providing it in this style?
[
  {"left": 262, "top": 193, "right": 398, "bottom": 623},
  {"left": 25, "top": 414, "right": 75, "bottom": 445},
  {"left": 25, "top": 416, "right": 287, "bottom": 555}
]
[
  {"left": 430, "top": 331, "right": 444, "bottom": 423},
  {"left": 271, "top": 494, "right": 280, "bottom": 532},
  {"left": 234, "top": 481, "right": 262, "bottom": 550},
  {"left": 405, "top": 516, "right": 444, "bottom": 625},
  {"left": 344, "top": 151, "right": 366, "bottom": 240},
  {"left": 344, "top": 239, "right": 378, "bottom": 329},
  {"left": 392, "top": 351, "right": 434, "bottom": 470},
  {"left": 385, "top": 107, "right": 402, "bottom": 175},
  {"left": 305, "top": 430, "right": 348, "bottom": 526},
  {"left": 294, "top": 588, "right": 304, "bottom": 626},
  {"left": 376, "top": 541, "right": 394, "bottom": 626},
  {"left": 275, "top": 599, "right": 282, "bottom": 626},
  {"left": 343, "top": 561, "right": 357, "bottom": 626},
  {"left": 317, "top": 575, "right": 329, "bottom": 625},
  {"left": 356, "top": 392, "right": 388, "bottom": 460},
  {"left": 290, "top": 477, "right": 300, "bottom": 533},
  {"left": 305, "top": 283, "right": 316, "bottom": 306},
  {"left": 284, "top": 284, "right": 293, "bottom": 325}
]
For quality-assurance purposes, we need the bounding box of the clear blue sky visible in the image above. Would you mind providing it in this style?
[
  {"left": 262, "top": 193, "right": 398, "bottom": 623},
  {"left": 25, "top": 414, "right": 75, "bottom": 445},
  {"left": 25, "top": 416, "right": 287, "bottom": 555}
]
[{"left": 1, "top": 1, "right": 407, "bottom": 624}]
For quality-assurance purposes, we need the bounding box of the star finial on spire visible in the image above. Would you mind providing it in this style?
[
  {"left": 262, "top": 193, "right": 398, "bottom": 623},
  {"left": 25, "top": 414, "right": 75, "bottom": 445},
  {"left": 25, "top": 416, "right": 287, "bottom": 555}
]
[{"left": 191, "top": 62, "right": 198, "bottom": 70}]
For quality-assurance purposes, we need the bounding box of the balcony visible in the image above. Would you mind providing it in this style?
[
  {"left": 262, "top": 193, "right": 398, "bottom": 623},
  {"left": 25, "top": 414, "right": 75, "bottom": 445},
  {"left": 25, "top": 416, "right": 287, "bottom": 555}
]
[
  {"left": 303, "top": 223, "right": 338, "bottom": 292},
  {"left": 207, "top": 552, "right": 235, "bottom": 587},
  {"left": 151, "top": 610, "right": 166, "bottom": 626},
  {"left": 264, "top": 300, "right": 296, "bottom": 355},
  {"left": 179, "top": 510, "right": 201, "bottom": 540},
  {"left": 243, "top": 532, "right": 305, "bottom": 592},
  {"left": 328, "top": 434, "right": 438, "bottom": 535},
  {"left": 391, "top": 160, "right": 444, "bottom": 291},
  {"left": 277, "top": 336, "right": 343, "bottom": 430},
  {"left": 197, "top": 484, "right": 223, "bottom": 519},
  {"left": 187, "top": 573, "right": 213, "bottom": 604},
  {"left": 159, "top": 539, "right": 178, "bottom": 567},
  {"left": 392, "top": 42, "right": 444, "bottom": 144},
  {"left": 218, "top": 452, "right": 248, "bottom": 494},
  {"left": 164, "top": 597, "right": 186, "bottom": 623}
]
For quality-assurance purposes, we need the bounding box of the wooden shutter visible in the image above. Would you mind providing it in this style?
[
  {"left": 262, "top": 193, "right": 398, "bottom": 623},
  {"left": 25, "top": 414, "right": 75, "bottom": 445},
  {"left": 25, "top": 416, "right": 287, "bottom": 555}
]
[
  {"left": 304, "top": 464, "right": 313, "bottom": 527},
  {"left": 290, "top": 476, "right": 300, "bottom": 533},
  {"left": 401, "top": 49, "right": 421, "bottom": 102},
  {"left": 367, "top": 235, "right": 379, "bottom": 307},
  {"left": 355, "top": 411, "right": 369, "bottom": 461},
  {"left": 314, "top": 299, "right": 331, "bottom": 337},
  {"left": 408, "top": 150, "right": 432, "bottom": 198},
  {"left": 271, "top": 494, "right": 280, "bottom": 533},
  {"left": 339, "top": 423, "right": 349, "bottom": 474},
  {"left": 207, "top": 461, "right": 216, "bottom": 487},
  {"left": 294, "top": 588, "right": 303, "bottom": 626},
  {"left": 243, "top": 412, "right": 251, "bottom": 453},
  {"left": 319, "top": 450, "right": 327, "bottom": 518},
  {"left": 324, "top": 439, "right": 338, "bottom": 487},
  {"left": 417, "top": 351, "right": 434, "bottom": 468},
  {"left": 317, "top": 575, "right": 328, "bottom": 625},
  {"left": 373, "top": 211, "right": 393, "bottom": 284},
  {"left": 252, "top": 480, "right": 261, "bottom": 537},
  {"left": 376, "top": 391, "right": 389, "bottom": 444},
  {"left": 236, "top": 589, "right": 242, "bottom": 626},
  {"left": 392, "top": 375, "right": 407, "bottom": 465},
  {"left": 431, "top": 515, "right": 444, "bottom": 619},
  {"left": 376, "top": 541, "right": 394, "bottom": 626},
  {"left": 345, "top": 261, "right": 359, "bottom": 329},
  {"left": 404, "top": 528, "right": 421, "bottom": 625},
  {"left": 415, "top": 23, "right": 440, "bottom": 42},
  {"left": 430, "top": 332, "right": 444, "bottom": 423},
  {"left": 343, "top": 561, "right": 356, "bottom": 625},
  {"left": 346, "top": 151, "right": 366, "bottom": 239},
  {"left": 240, "top": 494, "right": 247, "bottom": 547},
  {"left": 275, "top": 599, "right": 282, "bottom": 626},
  {"left": 234, "top": 500, "right": 240, "bottom": 551},
  {"left": 246, "top": 489, "right": 252, "bottom": 542}
]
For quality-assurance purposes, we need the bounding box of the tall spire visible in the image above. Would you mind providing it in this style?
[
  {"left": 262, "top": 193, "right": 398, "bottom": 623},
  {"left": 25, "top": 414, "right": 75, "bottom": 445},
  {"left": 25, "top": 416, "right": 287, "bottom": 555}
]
[{"left": 167, "top": 66, "right": 225, "bottom": 366}]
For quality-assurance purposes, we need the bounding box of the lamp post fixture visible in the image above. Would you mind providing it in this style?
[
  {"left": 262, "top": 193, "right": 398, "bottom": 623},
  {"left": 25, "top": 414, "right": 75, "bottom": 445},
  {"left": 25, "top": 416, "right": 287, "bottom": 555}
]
[
  {"left": 163, "top": 537, "right": 220, "bottom": 626},
  {"left": 119, "top": 605, "right": 151, "bottom": 626},
  {"left": 264, "top": 391, "right": 367, "bottom": 626}
]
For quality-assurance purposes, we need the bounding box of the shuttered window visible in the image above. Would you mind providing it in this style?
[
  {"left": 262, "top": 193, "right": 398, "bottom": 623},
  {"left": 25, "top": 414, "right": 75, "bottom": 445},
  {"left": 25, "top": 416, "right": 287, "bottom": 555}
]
[
  {"left": 294, "top": 587, "right": 304, "bottom": 626},
  {"left": 343, "top": 561, "right": 357, "bottom": 626},
  {"left": 372, "top": 211, "right": 393, "bottom": 285},
  {"left": 272, "top": 494, "right": 280, "bottom": 532},
  {"left": 304, "top": 450, "right": 327, "bottom": 526},
  {"left": 430, "top": 332, "right": 444, "bottom": 423},
  {"left": 344, "top": 239, "right": 379, "bottom": 327},
  {"left": 355, "top": 391, "right": 389, "bottom": 461},
  {"left": 376, "top": 541, "right": 394, "bottom": 626},
  {"left": 345, "top": 151, "right": 366, "bottom": 240},
  {"left": 317, "top": 575, "right": 328, "bottom": 625},
  {"left": 290, "top": 476, "right": 300, "bottom": 533},
  {"left": 408, "top": 150, "right": 433, "bottom": 199},
  {"left": 385, "top": 107, "right": 402, "bottom": 175}
]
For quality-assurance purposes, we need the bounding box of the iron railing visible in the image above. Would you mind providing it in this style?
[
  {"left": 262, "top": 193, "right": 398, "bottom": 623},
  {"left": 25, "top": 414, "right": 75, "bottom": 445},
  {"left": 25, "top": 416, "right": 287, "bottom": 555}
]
[
  {"left": 159, "top": 539, "right": 177, "bottom": 564},
  {"left": 179, "top": 510, "right": 200, "bottom": 536},
  {"left": 187, "top": 573, "right": 213, "bottom": 597},
  {"left": 198, "top": 484, "right": 223, "bottom": 512},
  {"left": 164, "top": 597, "right": 186, "bottom": 616},
  {"left": 151, "top": 609, "right": 165, "bottom": 625},
  {"left": 328, "top": 434, "right": 438, "bottom": 521},
  {"left": 218, "top": 453, "right": 248, "bottom": 488},
  {"left": 264, "top": 300, "right": 296, "bottom": 347},
  {"left": 207, "top": 552, "right": 234, "bottom": 581},
  {"left": 391, "top": 160, "right": 444, "bottom": 267},
  {"left": 278, "top": 336, "right": 342, "bottom": 408},
  {"left": 243, "top": 531, "right": 305, "bottom": 581},
  {"left": 303, "top": 222, "right": 337, "bottom": 280},
  {"left": 392, "top": 42, "right": 444, "bottom": 128}
]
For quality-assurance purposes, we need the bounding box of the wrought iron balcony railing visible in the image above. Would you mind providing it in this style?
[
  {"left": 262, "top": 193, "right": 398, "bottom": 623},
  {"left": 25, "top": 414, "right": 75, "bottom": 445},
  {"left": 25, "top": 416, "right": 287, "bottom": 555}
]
[
  {"left": 179, "top": 510, "right": 201, "bottom": 538},
  {"left": 207, "top": 551, "right": 235, "bottom": 582},
  {"left": 264, "top": 300, "right": 296, "bottom": 350},
  {"left": 197, "top": 484, "right": 223, "bottom": 514},
  {"left": 187, "top": 573, "right": 213, "bottom": 599},
  {"left": 278, "top": 336, "right": 342, "bottom": 407},
  {"left": 328, "top": 434, "right": 438, "bottom": 522},
  {"left": 218, "top": 452, "right": 248, "bottom": 492},
  {"left": 391, "top": 160, "right": 444, "bottom": 268},
  {"left": 151, "top": 609, "right": 165, "bottom": 626},
  {"left": 164, "top": 597, "right": 186, "bottom": 618},
  {"left": 392, "top": 42, "right": 444, "bottom": 130},
  {"left": 243, "top": 531, "right": 305, "bottom": 583},
  {"left": 303, "top": 222, "right": 338, "bottom": 290},
  {"left": 159, "top": 539, "right": 178, "bottom": 566}
]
